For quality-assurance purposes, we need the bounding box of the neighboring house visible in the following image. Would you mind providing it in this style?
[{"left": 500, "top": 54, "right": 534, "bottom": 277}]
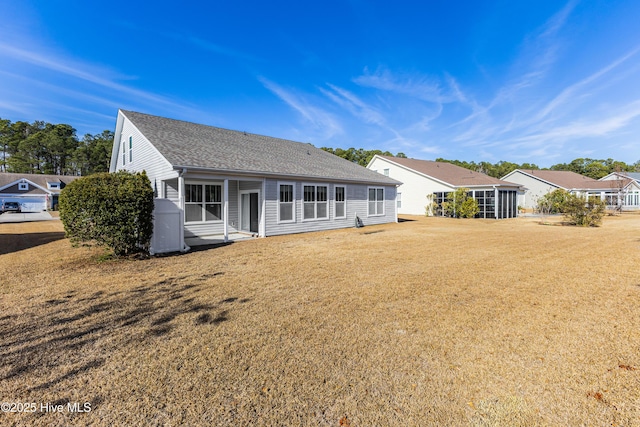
[
  {"left": 599, "top": 172, "right": 640, "bottom": 209},
  {"left": 501, "top": 169, "right": 640, "bottom": 211},
  {"left": 0, "top": 173, "right": 80, "bottom": 212},
  {"left": 367, "top": 155, "right": 522, "bottom": 218},
  {"left": 109, "top": 110, "right": 400, "bottom": 249}
]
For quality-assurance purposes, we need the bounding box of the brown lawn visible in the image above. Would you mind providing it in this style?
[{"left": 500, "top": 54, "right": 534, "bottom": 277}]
[{"left": 1, "top": 214, "right": 640, "bottom": 426}]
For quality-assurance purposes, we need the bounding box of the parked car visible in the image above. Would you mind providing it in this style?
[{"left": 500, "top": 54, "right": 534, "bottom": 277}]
[{"left": 2, "top": 202, "right": 21, "bottom": 213}]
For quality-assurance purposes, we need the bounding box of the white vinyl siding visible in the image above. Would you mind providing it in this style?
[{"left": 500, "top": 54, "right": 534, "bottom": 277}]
[
  {"left": 334, "top": 186, "right": 346, "bottom": 219},
  {"left": 368, "top": 187, "right": 384, "bottom": 216},
  {"left": 111, "top": 114, "right": 176, "bottom": 187}
]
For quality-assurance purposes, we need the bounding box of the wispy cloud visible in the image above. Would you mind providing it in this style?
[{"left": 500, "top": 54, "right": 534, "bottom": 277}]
[
  {"left": 259, "top": 77, "right": 342, "bottom": 139},
  {"left": 353, "top": 67, "right": 449, "bottom": 103},
  {"left": 534, "top": 46, "right": 640, "bottom": 122},
  {"left": 184, "top": 36, "right": 262, "bottom": 62},
  {"left": 0, "top": 42, "right": 177, "bottom": 107},
  {"left": 321, "top": 84, "right": 385, "bottom": 125}
]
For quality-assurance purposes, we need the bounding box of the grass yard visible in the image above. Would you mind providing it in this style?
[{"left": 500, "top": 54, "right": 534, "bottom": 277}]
[{"left": 1, "top": 214, "right": 640, "bottom": 426}]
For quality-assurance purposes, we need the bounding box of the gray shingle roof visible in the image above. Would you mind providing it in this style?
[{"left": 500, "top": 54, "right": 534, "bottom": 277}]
[{"left": 122, "top": 110, "right": 400, "bottom": 186}]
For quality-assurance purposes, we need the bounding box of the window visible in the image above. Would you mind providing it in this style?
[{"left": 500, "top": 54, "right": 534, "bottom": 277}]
[
  {"left": 121, "top": 138, "right": 126, "bottom": 166},
  {"left": 383, "top": 168, "right": 390, "bottom": 177},
  {"left": 19, "top": 182, "right": 28, "bottom": 191},
  {"left": 303, "top": 185, "right": 328, "bottom": 220},
  {"left": 279, "top": 183, "right": 294, "bottom": 222},
  {"left": 128, "top": 136, "right": 133, "bottom": 163},
  {"left": 184, "top": 183, "right": 222, "bottom": 223},
  {"left": 47, "top": 182, "right": 60, "bottom": 190},
  {"left": 397, "top": 192, "right": 402, "bottom": 209},
  {"left": 335, "top": 186, "right": 346, "bottom": 218},
  {"left": 368, "top": 187, "right": 384, "bottom": 216}
]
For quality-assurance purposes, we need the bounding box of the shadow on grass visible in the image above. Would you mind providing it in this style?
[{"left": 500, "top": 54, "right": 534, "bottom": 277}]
[
  {"left": 397, "top": 217, "right": 417, "bottom": 223},
  {"left": 0, "top": 231, "right": 66, "bottom": 255},
  {"left": 0, "top": 272, "right": 251, "bottom": 393}
]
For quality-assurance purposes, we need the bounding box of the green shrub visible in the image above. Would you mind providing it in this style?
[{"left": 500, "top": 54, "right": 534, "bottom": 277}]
[
  {"left": 59, "top": 171, "right": 154, "bottom": 255},
  {"left": 562, "top": 194, "right": 606, "bottom": 227},
  {"left": 443, "top": 188, "right": 479, "bottom": 218},
  {"left": 537, "top": 189, "right": 571, "bottom": 214}
]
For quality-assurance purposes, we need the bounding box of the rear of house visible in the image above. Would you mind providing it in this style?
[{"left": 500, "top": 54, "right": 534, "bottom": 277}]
[
  {"left": 502, "top": 169, "right": 640, "bottom": 211},
  {"left": 368, "top": 155, "right": 521, "bottom": 218},
  {"left": 109, "top": 110, "right": 400, "bottom": 251}
]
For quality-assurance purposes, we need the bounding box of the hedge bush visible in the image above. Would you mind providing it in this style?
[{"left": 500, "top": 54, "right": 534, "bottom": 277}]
[
  {"left": 59, "top": 171, "right": 154, "bottom": 256},
  {"left": 563, "top": 194, "right": 606, "bottom": 227}
]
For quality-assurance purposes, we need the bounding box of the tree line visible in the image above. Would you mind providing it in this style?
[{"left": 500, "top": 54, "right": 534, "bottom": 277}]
[
  {"left": 0, "top": 118, "right": 113, "bottom": 176},
  {"left": 2, "top": 116, "right": 638, "bottom": 180},
  {"left": 320, "top": 146, "right": 640, "bottom": 180}
]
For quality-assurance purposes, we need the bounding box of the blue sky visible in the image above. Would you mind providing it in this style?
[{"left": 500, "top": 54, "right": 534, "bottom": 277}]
[{"left": 1, "top": 1, "right": 639, "bottom": 167}]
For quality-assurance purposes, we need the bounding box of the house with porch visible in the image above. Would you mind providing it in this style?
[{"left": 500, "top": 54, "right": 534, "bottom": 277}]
[
  {"left": 109, "top": 110, "right": 400, "bottom": 252},
  {"left": 501, "top": 169, "right": 640, "bottom": 211},
  {"left": 367, "top": 155, "right": 522, "bottom": 218}
]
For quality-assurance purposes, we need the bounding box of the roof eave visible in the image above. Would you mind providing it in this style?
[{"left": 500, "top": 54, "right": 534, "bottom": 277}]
[{"left": 172, "top": 165, "right": 402, "bottom": 186}]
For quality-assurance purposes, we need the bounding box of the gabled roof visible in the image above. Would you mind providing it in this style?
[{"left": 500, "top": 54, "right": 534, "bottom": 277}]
[
  {"left": 0, "top": 173, "right": 80, "bottom": 194},
  {"left": 374, "top": 155, "right": 519, "bottom": 187},
  {"left": 120, "top": 110, "right": 400, "bottom": 186},
  {"left": 600, "top": 171, "right": 640, "bottom": 182},
  {"left": 504, "top": 169, "right": 629, "bottom": 190}
]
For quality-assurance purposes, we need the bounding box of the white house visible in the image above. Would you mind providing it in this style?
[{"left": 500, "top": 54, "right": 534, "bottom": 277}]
[
  {"left": 599, "top": 172, "right": 640, "bottom": 210},
  {"left": 501, "top": 169, "right": 640, "bottom": 211},
  {"left": 367, "top": 155, "right": 522, "bottom": 218},
  {"left": 109, "top": 110, "right": 401, "bottom": 252}
]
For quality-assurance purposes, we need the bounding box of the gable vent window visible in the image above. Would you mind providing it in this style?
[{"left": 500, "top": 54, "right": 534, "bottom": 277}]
[{"left": 19, "top": 182, "right": 28, "bottom": 191}]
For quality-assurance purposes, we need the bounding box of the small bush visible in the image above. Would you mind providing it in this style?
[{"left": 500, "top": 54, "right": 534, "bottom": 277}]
[
  {"left": 563, "top": 194, "right": 606, "bottom": 227},
  {"left": 443, "top": 188, "right": 479, "bottom": 218},
  {"left": 537, "top": 189, "right": 571, "bottom": 214},
  {"left": 59, "top": 171, "right": 154, "bottom": 255}
]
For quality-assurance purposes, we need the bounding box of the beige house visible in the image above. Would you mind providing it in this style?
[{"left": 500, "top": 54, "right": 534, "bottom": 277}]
[{"left": 501, "top": 169, "right": 640, "bottom": 211}]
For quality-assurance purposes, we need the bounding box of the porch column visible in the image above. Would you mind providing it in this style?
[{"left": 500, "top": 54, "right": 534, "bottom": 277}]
[
  {"left": 178, "top": 174, "right": 184, "bottom": 211},
  {"left": 260, "top": 178, "right": 266, "bottom": 237},
  {"left": 223, "top": 179, "right": 229, "bottom": 243}
]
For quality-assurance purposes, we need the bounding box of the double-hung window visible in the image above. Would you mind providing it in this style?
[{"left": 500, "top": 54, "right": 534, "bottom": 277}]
[
  {"left": 279, "top": 183, "right": 294, "bottom": 222},
  {"left": 185, "top": 183, "right": 222, "bottom": 223},
  {"left": 303, "top": 185, "right": 328, "bottom": 220},
  {"left": 368, "top": 187, "right": 384, "bottom": 216},
  {"left": 334, "top": 186, "right": 346, "bottom": 218}
]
